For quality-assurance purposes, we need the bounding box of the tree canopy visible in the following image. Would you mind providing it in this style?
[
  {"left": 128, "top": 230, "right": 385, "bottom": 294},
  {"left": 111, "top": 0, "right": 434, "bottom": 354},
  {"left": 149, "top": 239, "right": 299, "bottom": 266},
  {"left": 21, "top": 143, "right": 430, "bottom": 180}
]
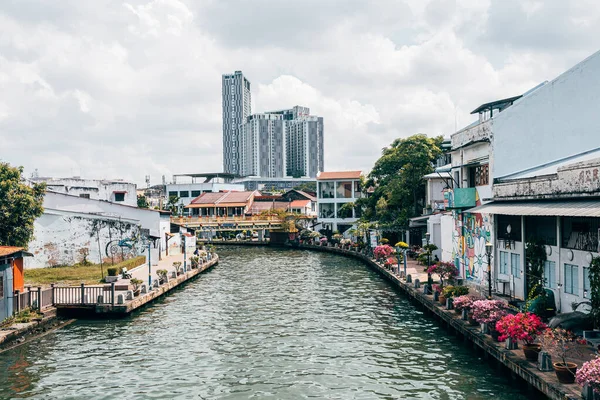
[
  {"left": 137, "top": 194, "right": 149, "bottom": 208},
  {"left": 0, "top": 162, "right": 46, "bottom": 247},
  {"left": 358, "top": 134, "right": 443, "bottom": 232}
]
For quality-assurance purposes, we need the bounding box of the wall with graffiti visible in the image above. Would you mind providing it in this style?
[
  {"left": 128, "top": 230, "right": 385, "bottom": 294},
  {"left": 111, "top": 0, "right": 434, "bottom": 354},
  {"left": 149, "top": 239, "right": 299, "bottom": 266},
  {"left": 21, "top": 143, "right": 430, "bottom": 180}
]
[{"left": 452, "top": 211, "right": 493, "bottom": 283}]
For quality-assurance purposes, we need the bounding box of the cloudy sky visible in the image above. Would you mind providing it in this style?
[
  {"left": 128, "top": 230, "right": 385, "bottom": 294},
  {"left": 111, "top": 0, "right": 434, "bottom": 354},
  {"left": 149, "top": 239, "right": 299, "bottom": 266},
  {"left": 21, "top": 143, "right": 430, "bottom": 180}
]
[{"left": 1, "top": 0, "right": 599, "bottom": 185}]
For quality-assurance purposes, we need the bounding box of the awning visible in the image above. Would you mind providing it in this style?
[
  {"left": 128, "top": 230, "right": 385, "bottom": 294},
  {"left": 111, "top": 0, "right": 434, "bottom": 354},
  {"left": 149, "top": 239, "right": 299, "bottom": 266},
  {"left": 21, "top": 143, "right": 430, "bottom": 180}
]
[{"left": 466, "top": 200, "right": 600, "bottom": 217}]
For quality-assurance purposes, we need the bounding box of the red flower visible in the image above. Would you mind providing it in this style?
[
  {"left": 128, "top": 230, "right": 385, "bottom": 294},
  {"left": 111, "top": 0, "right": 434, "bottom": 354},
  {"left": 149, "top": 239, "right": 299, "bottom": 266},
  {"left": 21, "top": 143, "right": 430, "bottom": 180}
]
[{"left": 495, "top": 312, "right": 547, "bottom": 345}]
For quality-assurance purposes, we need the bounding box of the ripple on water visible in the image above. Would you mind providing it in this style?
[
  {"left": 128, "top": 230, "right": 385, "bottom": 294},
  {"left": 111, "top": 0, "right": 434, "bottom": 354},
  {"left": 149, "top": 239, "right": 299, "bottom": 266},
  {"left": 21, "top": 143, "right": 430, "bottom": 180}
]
[{"left": 0, "top": 248, "right": 531, "bottom": 399}]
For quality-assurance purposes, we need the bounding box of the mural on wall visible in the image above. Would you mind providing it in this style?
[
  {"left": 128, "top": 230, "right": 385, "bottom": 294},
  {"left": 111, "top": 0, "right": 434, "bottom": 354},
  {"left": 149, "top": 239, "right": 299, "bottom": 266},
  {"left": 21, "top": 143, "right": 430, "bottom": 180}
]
[{"left": 452, "top": 211, "right": 492, "bottom": 283}]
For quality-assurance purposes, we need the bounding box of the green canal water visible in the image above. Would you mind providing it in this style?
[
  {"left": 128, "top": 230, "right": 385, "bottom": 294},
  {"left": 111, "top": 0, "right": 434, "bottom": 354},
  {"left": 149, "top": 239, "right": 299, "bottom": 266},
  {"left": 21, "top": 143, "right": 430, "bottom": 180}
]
[{"left": 0, "top": 248, "right": 534, "bottom": 399}]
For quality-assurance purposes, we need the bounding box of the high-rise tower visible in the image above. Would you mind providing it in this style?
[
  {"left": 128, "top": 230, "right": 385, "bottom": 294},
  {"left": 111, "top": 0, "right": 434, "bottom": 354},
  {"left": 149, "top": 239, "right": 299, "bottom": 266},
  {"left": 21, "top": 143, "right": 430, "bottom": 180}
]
[{"left": 222, "top": 71, "right": 252, "bottom": 175}]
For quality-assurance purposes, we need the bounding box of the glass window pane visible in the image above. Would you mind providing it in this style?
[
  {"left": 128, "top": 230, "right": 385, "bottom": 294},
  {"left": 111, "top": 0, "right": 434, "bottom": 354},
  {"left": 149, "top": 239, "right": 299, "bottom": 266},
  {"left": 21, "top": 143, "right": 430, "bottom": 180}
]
[
  {"left": 336, "top": 181, "right": 353, "bottom": 198},
  {"left": 511, "top": 253, "right": 520, "bottom": 277}
]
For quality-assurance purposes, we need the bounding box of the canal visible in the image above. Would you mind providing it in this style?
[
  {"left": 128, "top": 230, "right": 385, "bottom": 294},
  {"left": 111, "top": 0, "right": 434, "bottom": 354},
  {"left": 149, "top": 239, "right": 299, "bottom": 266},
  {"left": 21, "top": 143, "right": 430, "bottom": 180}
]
[{"left": 0, "top": 247, "right": 533, "bottom": 399}]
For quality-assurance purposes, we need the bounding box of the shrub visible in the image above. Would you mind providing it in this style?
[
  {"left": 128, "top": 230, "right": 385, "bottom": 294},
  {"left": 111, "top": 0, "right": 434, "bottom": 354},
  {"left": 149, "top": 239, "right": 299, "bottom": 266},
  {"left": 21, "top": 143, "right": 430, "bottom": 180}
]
[
  {"left": 576, "top": 357, "right": 600, "bottom": 393},
  {"left": 495, "top": 312, "right": 547, "bottom": 345},
  {"left": 453, "top": 295, "right": 477, "bottom": 311},
  {"left": 374, "top": 245, "right": 394, "bottom": 260},
  {"left": 394, "top": 241, "right": 409, "bottom": 249},
  {"left": 453, "top": 286, "right": 469, "bottom": 296},
  {"left": 130, "top": 278, "right": 143, "bottom": 291},
  {"left": 441, "top": 285, "right": 455, "bottom": 298},
  {"left": 112, "top": 256, "right": 146, "bottom": 274},
  {"left": 427, "top": 262, "right": 459, "bottom": 287},
  {"left": 471, "top": 300, "right": 508, "bottom": 324},
  {"left": 107, "top": 266, "right": 119, "bottom": 276}
]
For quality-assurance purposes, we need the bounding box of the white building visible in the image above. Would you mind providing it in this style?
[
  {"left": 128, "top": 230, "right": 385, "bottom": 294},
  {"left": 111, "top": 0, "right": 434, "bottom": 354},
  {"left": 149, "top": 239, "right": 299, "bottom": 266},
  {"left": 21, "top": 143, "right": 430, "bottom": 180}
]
[
  {"left": 31, "top": 177, "right": 138, "bottom": 207},
  {"left": 222, "top": 70, "right": 252, "bottom": 175},
  {"left": 316, "top": 171, "right": 362, "bottom": 234},
  {"left": 26, "top": 191, "right": 170, "bottom": 269}
]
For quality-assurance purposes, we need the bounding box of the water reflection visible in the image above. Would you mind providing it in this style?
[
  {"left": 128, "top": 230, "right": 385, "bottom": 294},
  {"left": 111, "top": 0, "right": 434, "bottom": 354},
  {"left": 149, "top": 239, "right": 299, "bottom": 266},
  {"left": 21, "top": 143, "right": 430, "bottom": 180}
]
[{"left": 0, "top": 248, "right": 532, "bottom": 399}]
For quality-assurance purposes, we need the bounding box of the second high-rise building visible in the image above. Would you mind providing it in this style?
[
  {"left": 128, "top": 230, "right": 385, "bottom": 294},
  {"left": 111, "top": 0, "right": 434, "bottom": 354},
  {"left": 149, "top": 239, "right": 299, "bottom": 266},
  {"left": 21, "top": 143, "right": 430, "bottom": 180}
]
[
  {"left": 222, "top": 71, "right": 252, "bottom": 175},
  {"left": 239, "top": 106, "right": 324, "bottom": 178}
]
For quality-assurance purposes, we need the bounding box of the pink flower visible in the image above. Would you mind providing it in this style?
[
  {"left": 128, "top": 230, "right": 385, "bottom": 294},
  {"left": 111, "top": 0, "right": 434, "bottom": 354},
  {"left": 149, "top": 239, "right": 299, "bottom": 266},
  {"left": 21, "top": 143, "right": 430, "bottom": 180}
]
[
  {"left": 471, "top": 300, "right": 508, "bottom": 324},
  {"left": 495, "top": 312, "right": 547, "bottom": 345},
  {"left": 577, "top": 357, "right": 600, "bottom": 393}
]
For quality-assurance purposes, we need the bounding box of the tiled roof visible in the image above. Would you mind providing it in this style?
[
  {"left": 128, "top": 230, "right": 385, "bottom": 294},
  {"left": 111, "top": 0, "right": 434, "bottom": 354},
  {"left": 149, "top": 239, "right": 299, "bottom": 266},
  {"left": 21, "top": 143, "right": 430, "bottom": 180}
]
[
  {"left": 317, "top": 171, "right": 362, "bottom": 180},
  {"left": 290, "top": 200, "right": 310, "bottom": 207},
  {"left": 0, "top": 246, "right": 25, "bottom": 257},
  {"left": 190, "top": 192, "right": 225, "bottom": 205}
]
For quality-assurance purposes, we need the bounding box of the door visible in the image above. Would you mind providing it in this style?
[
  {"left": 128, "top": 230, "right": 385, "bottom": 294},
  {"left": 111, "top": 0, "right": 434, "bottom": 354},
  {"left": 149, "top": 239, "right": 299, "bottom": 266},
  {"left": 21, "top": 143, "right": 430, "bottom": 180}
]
[{"left": 0, "top": 264, "right": 13, "bottom": 322}]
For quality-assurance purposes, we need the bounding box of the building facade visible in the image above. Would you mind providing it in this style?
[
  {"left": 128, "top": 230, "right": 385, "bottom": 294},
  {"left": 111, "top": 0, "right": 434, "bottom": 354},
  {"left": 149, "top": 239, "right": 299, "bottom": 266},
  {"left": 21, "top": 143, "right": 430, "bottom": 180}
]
[
  {"left": 286, "top": 115, "right": 324, "bottom": 178},
  {"left": 316, "top": 171, "right": 362, "bottom": 234},
  {"left": 222, "top": 71, "right": 252, "bottom": 175},
  {"left": 239, "top": 113, "right": 286, "bottom": 178},
  {"left": 31, "top": 177, "right": 138, "bottom": 207}
]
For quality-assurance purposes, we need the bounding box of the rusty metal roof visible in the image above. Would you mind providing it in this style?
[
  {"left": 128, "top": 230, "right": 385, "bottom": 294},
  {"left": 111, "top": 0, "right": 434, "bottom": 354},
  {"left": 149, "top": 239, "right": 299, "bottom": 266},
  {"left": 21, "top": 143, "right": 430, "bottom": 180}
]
[
  {"left": 0, "top": 246, "right": 24, "bottom": 257},
  {"left": 467, "top": 200, "right": 600, "bottom": 217},
  {"left": 317, "top": 171, "right": 362, "bottom": 180}
]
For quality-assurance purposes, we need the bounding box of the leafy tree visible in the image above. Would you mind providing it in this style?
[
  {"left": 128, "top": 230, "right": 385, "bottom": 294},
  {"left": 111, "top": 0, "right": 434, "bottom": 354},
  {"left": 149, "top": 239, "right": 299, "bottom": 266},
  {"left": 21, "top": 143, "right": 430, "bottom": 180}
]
[
  {"left": 137, "top": 194, "right": 149, "bottom": 208},
  {"left": 0, "top": 163, "right": 46, "bottom": 247},
  {"left": 359, "top": 134, "right": 443, "bottom": 232},
  {"left": 166, "top": 195, "right": 180, "bottom": 214},
  {"left": 292, "top": 181, "right": 316, "bottom": 193}
]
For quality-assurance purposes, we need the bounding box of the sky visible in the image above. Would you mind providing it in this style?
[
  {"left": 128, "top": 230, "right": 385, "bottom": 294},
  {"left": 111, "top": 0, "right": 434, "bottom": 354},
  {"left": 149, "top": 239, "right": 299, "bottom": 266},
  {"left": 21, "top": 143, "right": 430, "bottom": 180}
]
[{"left": 1, "top": 0, "right": 599, "bottom": 186}]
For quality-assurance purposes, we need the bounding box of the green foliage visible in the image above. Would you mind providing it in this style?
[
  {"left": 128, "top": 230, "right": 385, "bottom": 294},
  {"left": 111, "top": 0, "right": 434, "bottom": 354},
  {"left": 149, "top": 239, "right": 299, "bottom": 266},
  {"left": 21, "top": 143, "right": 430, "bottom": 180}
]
[
  {"left": 0, "top": 163, "right": 46, "bottom": 247},
  {"left": 526, "top": 238, "right": 547, "bottom": 299},
  {"left": 167, "top": 195, "right": 179, "bottom": 213},
  {"left": 130, "top": 278, "right": 143, "bottom": 291},
  {"left": 292, "top": 182, "right": 316, "bottom": 193},
  {"left": 589, "top": 256, "right": 600, "bottom": 329},
  {"left": 337, "top": 202, "right": 355, "bottom": 219},
  {"left": 359, "top": 134, "right": 444, "bottom": 231},
  {"left": 453, "top": 286, "right": 470, "bottom": 297},
  {"left": 107, "top": 266, "right": 119, "bottom": 276},
  {"left": 137, "top": 195, "right": 149, "bottom": 208}
]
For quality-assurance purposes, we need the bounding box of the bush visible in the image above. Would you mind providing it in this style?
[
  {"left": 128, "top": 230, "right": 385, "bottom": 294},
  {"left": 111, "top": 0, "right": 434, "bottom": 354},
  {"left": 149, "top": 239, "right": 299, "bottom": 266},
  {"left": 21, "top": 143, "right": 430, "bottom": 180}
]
[
  {"left": 107, "top": 266, "right": 119, "bottom": 276},
  {"left": 441, "top": 285, "right": 455, "bottom": 298},
  {"left": 453, "top": 286, "right": 469, "bottom": 296}
]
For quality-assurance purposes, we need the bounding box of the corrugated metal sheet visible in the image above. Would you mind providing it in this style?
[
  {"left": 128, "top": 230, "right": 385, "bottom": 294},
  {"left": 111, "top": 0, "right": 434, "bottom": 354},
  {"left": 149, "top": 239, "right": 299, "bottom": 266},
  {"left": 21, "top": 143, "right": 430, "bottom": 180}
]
[{"left": 467, "top": 200, "right": 600, "bottom": 217}]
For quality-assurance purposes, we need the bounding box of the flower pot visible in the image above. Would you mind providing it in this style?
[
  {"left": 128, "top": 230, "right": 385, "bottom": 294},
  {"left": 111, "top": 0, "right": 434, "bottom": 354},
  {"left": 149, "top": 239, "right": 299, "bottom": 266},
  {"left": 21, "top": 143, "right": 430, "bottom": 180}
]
[
  {"left": 461, "top": 308, "right": 469, "bottom": 321},
  {"left": 480, "top": 322, "right": 489, "bottom": 334},
  {"left": 468, "top": 312, "right": 478, "bottom": 326},
  {"left": 553, "top": 362, "right": 577, "bottom": 384},
  {"left": 582, "top": 383, "right": 600, "bottom": 400},
  {"left": 505, "top": 337, "right": 518, "bottom": 350},
  {"left": 490, "top": 325, "right": 500, "bottom": 341},
  {"left": 446, "top": 298, "right": 454, "bottom": 310},
  {"left": 522, "top": 344, "right": 542, "bottom": 362},
  {"left": 438, "top": 295, "right": 446, "bottom": 305}
]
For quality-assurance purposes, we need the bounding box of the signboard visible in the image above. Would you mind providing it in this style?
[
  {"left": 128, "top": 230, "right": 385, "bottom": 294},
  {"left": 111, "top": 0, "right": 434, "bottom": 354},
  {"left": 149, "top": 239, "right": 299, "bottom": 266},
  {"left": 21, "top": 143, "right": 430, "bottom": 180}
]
[{"left": 369, "top": 230, "right": 378, "bottom": 248}]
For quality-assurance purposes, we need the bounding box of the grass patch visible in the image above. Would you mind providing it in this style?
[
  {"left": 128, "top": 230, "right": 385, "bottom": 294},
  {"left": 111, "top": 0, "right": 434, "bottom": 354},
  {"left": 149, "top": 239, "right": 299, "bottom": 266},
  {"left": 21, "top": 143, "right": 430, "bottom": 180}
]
[{"left": 25, "top": 256, "right": 146, "bottom": 286}]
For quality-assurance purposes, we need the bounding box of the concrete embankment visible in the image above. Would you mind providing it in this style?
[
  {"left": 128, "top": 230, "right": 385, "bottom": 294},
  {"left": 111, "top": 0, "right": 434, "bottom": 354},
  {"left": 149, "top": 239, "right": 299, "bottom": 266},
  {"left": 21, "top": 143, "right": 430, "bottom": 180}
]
[
  {"left": 0, "top": 310, "right": 74, "bottom": 353},
  {"left": 297, "top": 244, "right": 580, "bottom": 400}
]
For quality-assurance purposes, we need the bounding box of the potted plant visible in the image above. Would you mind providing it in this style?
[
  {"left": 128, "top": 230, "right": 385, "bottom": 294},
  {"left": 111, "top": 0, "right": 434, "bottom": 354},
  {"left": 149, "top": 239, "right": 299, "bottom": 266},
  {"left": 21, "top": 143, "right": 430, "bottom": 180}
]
[
  {"left": 453, "top": 294, "right": 476, "bottom": 317},
  {"left": 495, "top": 312, "right": 547, "bottom": 360},
  {"left": 471, "top": 300, "right": 508, "bottom": 335},
  {"left": 190, "top": 256, "right": 199, "bottom": 269},
  {"left": 374, "top": 245, "right": 394, "bottom": 264},
  {"left": 157, "top": 269, "right": 168, "bottom": 284},
  {"left": 427, "top": 261, "right": 459, "bottom": 287},
  {"left": 540, "top": 328, "right": 581, "bottom": 384},
  {"left": 576, "top": 357, "right": 600, "bottom": 397},
  {"left": 130, "top": 278, "right": 143, "bottom": 296},
  {"left": 105, "top": 266, "right": 121, "bottom": 283},
  {"left": 173, "top": 262, "right": 182, "bottom": 275},
  {"left": 440, "top": 285, "right": 454, "bottom": 306}
]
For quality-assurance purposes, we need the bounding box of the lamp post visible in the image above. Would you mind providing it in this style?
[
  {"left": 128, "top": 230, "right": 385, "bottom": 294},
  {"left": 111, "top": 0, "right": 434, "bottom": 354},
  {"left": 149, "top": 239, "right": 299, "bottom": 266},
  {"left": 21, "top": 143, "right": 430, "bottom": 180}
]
[
  {"left": 485, "top": 242, "right": 493, "bottom": 299},
  {"left": 147, "top": 241, "right": 152, "bottom": 288},
  {"left": 425, "top": 232, "right": 432, "bottom": 285}
]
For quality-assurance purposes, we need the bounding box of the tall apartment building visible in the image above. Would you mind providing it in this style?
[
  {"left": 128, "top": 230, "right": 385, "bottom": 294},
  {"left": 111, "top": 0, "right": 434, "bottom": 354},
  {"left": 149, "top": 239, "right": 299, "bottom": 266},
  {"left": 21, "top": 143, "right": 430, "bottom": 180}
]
[
  {"left": 222, "top": 71, "right": 252, "bottom": 175},
  {"left": 239, "top": 105, "right": 324, "bottom": 178},
  {"left": 239, "top": 113, "right": 287, "bottom": 178}
]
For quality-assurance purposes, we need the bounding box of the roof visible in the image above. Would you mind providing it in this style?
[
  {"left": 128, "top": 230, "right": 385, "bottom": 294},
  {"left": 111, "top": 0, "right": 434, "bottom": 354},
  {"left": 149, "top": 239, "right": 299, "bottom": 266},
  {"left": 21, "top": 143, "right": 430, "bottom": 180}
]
[
  {"left": 317, "top": 171, "right": 362, "bottom": 180},
  {"left": 186, "top": 191, "right": 257, "bottom": 208},
  {"left": 470, "top": 95, "right": 523, "bottom": 114},
  {"left": 467, "top": 200, "right": 600, "bottom": 217},
  {"left": 498, "top": 147, "right": 600, "bottom": 181},
  {"left": 291, "top": 190, "right": 316, "bottom": 201},
  {"left": 423, "top": 171, "right": 452, "bottom": 179},
  {"left": 0, "top": 246, "right": 32, "bottom": 258},
  {"left": 290, "top": 200, "right": 310, "bottom": 207}
]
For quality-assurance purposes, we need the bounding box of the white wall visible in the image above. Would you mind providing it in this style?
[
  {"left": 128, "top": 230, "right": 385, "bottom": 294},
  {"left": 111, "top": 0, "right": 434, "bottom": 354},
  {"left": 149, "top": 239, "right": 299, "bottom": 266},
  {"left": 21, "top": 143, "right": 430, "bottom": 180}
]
[
  {"left": 493, "top": 50, "right": 600, "bottom": 178},
  {"left": 166, "top": 183, "right": 245, "bottom": 207},
  {"left": 440, "top": 214, "right": 454, "bottom": 262},
  {"left": 40, "top": 178, "right": 137, "bottom": 206}
]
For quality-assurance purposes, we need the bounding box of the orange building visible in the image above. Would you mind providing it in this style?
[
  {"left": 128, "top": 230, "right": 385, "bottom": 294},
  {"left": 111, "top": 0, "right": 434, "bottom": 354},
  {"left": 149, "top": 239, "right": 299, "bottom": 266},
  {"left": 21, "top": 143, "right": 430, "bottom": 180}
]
[{"left": 0, "top": 246, "right": 32, "bottom": 292}]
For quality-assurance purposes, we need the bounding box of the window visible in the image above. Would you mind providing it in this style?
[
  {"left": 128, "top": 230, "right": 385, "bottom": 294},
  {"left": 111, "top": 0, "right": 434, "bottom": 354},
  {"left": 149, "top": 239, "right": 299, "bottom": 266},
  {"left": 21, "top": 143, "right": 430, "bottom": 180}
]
[
  {"left": 584, "top": 267, "right": 591, "bottom": 298},
  {"left": 510, "top": 253, "right": 520, "bottom": 277},
  {"left": 564, "top": 264, "right": 579, "bottom": 295},
  {"left": 191, "top": 190, "right": 201, "bottom": 197},
  {"left": 168, "top": 191, "right": 178, "bottom": 197},
  {"left": 499, "top": 251, "right": 508, "bottom": 274},
  {"left": 543, "top": 261, "right": 556, "bottom": 288},
  {"left": 79, "top": 193, "right": 90, "bottom": 199},
  {"left": 525, "top": 216, "right": 557, "bottom": 246},
  {"left": 179, "top": 191, "right": 189, "bottom": 198},
  {"left": 114, "top": 193, "right": 125, "bottom": 202},
  {"left": 561, "top": 217, "right": 600, "bottom": 251},
  {"left": 468, "top": 163, "right": 489, "bottom": 187},
  {"left": 336, "top": 181, "right": 353, "bottom": 198}
]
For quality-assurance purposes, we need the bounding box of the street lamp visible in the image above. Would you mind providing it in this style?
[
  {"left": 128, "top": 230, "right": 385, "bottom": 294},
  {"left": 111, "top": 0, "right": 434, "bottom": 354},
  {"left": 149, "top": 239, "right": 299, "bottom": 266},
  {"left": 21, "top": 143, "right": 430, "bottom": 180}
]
[
  {"left": 485, "top": 242, "right": 493, "bottom": 299},
  {"left": 425, "top": 232, "right": 432, "bottom": 285}
]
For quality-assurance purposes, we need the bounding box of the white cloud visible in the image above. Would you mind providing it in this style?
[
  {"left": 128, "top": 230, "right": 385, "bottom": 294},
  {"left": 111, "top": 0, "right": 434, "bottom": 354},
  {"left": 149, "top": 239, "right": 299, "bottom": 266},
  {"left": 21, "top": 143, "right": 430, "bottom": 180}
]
[{"left": 0, "top": 0, "right": 598, "bottom": 184}]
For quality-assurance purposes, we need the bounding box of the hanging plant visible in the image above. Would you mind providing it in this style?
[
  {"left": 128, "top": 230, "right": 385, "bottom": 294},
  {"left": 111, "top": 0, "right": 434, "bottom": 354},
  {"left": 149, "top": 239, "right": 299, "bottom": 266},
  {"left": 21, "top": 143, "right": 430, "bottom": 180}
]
[
  {"left": 589, "top": 255, "right": 600, "bottom": 329},
  {"left": 525, "top": 238, "right": 547, "bottom": 303}
]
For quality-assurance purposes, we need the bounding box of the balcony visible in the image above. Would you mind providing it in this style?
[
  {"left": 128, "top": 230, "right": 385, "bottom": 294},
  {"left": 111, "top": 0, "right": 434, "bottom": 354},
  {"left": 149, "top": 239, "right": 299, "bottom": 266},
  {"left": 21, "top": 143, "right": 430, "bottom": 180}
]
[{"left": 451, "top": 119, "right": 491, "bottom": 150}]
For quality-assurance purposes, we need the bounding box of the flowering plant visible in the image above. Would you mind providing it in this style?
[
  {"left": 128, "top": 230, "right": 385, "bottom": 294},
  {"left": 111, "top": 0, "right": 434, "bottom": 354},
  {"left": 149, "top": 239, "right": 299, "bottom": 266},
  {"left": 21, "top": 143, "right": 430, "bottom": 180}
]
[
  {"left": 577, "top": 357, "right": 600, "bottom": 393},
  {"left": 374, "top": 244, "right": 394, "bottom": 260},
  {"left": 384, "top": 257, "right": 396, "bottom": 267},
  {"left": 495, "top": 312, "right": 547, "bottom": 345},
  {"left": 427, "top": 261, "right": 459, "bottom": 286},
  {"left": 453, "top": 295, "right": 478, "bottom": 311},
  {"left": 471, "top": 300, "right": 508, "bottom": 324},
  {"left": 340, "top": 238, "right": 352, "bottom": 246},
  {"left": 394, "top": 241, "right": 409, "bottom": 249},
  {"left": 539, "top": 328, "right": 582, "bottom": 366},
  {"left": 432, "top": 284, "right": 442, "bottom": 294}
]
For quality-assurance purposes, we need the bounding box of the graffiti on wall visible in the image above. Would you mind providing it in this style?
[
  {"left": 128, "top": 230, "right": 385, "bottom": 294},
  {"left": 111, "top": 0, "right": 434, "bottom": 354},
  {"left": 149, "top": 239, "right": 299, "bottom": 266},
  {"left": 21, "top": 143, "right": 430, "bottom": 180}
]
[{"left": 452, "top": 211, "right": 492, "bottom": 283}]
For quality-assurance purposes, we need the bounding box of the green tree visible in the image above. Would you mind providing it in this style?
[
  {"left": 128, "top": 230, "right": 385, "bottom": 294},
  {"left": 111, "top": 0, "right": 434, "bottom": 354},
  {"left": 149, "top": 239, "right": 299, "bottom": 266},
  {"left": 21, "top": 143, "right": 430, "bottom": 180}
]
[
  {"left": 360, "top": 134, "right": 443, "bottom": 232},
  {"left": 292, "top": 181, "right": 316, "bottom": 193},
  {"left": 137, "top": 194, "right": 149, "bottom": 208},
  {"left": 166, "top": 195, "right": 180, "bottom": 214},
  {"left": 0, "top": 163, "right": 46, "bottom": 247}
]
